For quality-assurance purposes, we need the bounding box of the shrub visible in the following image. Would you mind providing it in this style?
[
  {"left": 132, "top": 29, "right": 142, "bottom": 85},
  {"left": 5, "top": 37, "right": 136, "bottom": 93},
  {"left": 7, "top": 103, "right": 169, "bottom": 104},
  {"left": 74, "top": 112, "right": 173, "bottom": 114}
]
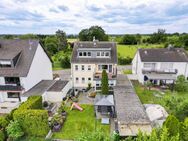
[
  {"left": 163, "top": 115, "right": 180, "bottom": 137},
  {"left": 43, "top": 101, "right": 49, "bottom": 108},
  {"left": 60, "top": 55, "right": 70, "bottom": 68},
  {"left": 13, "top": 96, "right": 49, "bottom": 137},
  {"left": 19, "top": 96, "right": 42, "bottom": 110},
  {"left": 118, "top": 56, "right": 132, "bottom": 65},
  {"left": 6, "top": 120, "right": 24, "bottom": 140},
  {"left": 13, "top": 110, "right": 49, "bottom": 137},
  {"left": 0, "top": 129, "right": 5, "bottom": 141},
  {"left": 0, "top": 116, "right": 9, "bottom": 129},
  {"left": 174, "top": 75, "right": 188, "bottom": 92}
]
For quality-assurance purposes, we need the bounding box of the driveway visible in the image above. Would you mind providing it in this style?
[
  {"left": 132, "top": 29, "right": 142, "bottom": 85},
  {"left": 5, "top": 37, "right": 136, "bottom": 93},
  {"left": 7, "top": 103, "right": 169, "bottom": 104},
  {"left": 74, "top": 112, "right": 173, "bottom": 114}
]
[
  {"left": 53, "top": 69, "right": 71, "bottom": 81},
  {"left": 117, "top": 65, "right": 132, "bottom": 74}
]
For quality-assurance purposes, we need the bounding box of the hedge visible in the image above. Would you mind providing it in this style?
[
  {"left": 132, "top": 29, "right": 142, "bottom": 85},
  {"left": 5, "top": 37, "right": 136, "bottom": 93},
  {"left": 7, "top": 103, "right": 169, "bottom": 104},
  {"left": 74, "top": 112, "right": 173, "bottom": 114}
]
[
  {"left": 0, "top": 129, "right": 5, "bottom": 141},
  {"left": 13, "top": 110, "right": 49, "bottom": 137},
  {"left": 13, "top": 96, "right": 49, "bottom": 137},
  {"left": 118, "top": 56, "right": 132, "bottom": 65},
  {"left": 18, "top": 96, "right": 42, "bottom": 110}
]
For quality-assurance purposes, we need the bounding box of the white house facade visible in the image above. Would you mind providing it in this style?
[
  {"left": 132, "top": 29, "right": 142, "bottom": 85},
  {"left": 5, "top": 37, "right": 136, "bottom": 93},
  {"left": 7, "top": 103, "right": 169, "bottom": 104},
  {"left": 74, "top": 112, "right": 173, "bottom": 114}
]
[
  {"left": 71, "top": 41, "right": 118, "bottom": 91},
  {"left": 132, "top": 47, "right": 188, "bottom": 85},
  {"left": 0, "top": 39, "right": 53, "bottom": 106}
]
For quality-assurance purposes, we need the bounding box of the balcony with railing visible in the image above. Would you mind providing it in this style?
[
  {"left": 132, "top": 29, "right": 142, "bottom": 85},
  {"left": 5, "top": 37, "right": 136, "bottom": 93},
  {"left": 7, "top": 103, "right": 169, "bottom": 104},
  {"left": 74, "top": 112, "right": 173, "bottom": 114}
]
[
  {"left": 94, "top": 73, "right": 117, "bottom": 80},
  {"left": 0, "top": 77, "right": 24, "bottom": 92},
  {"left": 142, "top": 68, "right": 178, "bottom": 74}
]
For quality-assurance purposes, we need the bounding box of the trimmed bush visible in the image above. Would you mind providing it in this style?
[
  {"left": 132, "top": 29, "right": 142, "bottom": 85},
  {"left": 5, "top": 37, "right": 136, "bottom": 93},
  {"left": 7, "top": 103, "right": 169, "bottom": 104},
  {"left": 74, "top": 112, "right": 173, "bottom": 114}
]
[
  {"left": 13, "top": 96, "right": 49, "bottom": 137},
  {"left": 18, "top": 96, "right": 42, "bottom": 110},
  {"left": 13, "top": 110, "right": 49, "bottom": 137}
]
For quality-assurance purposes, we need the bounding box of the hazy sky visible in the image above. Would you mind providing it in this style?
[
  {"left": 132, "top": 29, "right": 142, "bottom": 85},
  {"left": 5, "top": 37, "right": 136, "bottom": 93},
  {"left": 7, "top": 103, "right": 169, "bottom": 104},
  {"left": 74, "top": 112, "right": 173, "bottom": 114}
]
[{"left": 0, "top": 0, "right": 188, "bottom": 34}]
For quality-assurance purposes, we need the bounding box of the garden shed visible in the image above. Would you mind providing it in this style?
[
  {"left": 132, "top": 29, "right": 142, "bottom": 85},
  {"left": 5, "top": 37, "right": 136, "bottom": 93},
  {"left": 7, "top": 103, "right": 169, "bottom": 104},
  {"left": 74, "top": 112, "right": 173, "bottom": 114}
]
[
  {"left": 94, "top": 95, "right": 115, "bottom": 119},
  {"left": 21, "top": 80, "right": 72, "bottom": 102}
]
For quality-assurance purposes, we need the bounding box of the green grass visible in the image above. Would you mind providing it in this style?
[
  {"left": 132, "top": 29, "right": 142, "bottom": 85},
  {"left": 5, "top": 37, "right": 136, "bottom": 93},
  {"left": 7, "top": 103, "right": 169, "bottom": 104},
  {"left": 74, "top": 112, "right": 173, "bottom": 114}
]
[
  {"left": 67, "top": 38, "right": 77, "bottom": 43},
  {"left": 133, "top": 81, "right": 188, "bottom": 104},
  {"left": 123, "top": 69, "right": 132, "bottom": 74},
  {"left": 52, "top": 104, "right": 110, "bottom": 140},
  {"left": 117, "top": 44, "right": 164, "bottom": 58}
]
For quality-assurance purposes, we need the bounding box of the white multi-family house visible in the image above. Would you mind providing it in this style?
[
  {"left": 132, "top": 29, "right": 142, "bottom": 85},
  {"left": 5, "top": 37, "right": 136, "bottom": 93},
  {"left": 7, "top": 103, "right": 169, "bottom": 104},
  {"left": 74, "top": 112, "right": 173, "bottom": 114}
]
[
  {"left": 71, "top": 40, "right": 118, "bottom": 91},
  {"left": 132, "top": 47, "right": 188, "bottom": 85},
  {"left": 0, "top": 39, "right": 53, "bottom": 107}
]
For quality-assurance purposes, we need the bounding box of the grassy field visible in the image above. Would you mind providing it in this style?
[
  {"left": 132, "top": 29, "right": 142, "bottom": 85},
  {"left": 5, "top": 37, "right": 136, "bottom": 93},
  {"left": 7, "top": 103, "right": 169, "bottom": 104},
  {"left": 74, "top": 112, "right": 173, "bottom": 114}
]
[
  {"left": 52, "top": 104, "right": 110, "bottom": 140},
  {"left": 117, "top": 44, "right": 164, "bottom": 58}
]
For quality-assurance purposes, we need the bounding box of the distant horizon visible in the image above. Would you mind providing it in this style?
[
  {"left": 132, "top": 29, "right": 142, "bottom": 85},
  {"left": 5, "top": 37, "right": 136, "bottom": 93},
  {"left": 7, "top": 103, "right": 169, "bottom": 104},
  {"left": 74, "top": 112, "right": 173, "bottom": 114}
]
[{"left": 0, "top": 0, "right": 188, "bottom": 34}]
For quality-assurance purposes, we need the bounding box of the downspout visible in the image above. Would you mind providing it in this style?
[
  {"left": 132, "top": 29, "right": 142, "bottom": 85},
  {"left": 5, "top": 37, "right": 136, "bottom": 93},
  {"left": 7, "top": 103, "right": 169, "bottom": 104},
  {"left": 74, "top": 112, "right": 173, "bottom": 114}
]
[
  {"left": 185, "top": 62, "right": 188, "bottom": 78},
  {"left": 135, "top": 51, "right": 138, "bottom": 74}
]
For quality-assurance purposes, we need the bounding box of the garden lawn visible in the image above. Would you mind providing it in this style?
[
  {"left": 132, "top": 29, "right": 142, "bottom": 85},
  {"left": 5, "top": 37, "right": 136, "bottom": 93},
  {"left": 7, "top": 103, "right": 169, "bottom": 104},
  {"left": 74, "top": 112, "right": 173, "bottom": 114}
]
[
  {"left": 133, "top": 81, "right": 188, "bottom": 104},
  {"left": 117, "top": 44, "right": 164, "bottom": 58},
  {"left": 52, "top": 104, "right": 110, "bottom": 140}
]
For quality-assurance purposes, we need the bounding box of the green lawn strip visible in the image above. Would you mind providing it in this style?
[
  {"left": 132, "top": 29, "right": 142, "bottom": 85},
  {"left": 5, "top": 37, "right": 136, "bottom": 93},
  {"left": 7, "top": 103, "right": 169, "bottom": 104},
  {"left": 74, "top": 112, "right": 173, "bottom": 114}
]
[{"left": 52, "top": 104, "right": 110, "bottom": 140}]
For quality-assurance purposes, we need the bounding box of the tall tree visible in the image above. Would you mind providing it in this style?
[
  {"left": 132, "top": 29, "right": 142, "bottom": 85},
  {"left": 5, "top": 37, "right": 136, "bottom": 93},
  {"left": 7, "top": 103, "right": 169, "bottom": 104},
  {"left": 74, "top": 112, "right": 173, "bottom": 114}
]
[
  {"left": 56, "top": 29, "right": 68, "bottom": 51},
  {"left": 121, "top": 34, "right": 137, "bottom": 45},
  {"left": 78, "top": 26, "right": 108, "bottom": 41},
  {"left": 101, "top": 70, "right": 109, "bottom": 95},
  {"left": 44, "top": 36, "right": 58, "bottom": 56},
  {"left": 149, "top": 29, "right": 167, "bottom": 44},
  {"left": 78, "top": 29, "right": 90, "bottom": 41}
]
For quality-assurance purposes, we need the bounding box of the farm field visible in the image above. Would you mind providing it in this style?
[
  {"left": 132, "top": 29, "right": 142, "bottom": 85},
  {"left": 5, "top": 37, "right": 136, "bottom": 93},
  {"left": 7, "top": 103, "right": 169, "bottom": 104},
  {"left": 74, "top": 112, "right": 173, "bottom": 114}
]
[{"left": 117, "top": 44, "right": 164, "bottom": 58}]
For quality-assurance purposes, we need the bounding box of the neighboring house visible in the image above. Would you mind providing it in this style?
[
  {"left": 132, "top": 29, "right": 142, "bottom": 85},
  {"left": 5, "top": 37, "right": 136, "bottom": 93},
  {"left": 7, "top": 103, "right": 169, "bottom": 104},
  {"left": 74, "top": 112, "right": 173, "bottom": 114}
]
[
  {"left": 132, "top": 47, "right": 188, "bottom": 85},
  {"left": 22, "top": 80, "right": 72, "bottom": 103},
  {"left": 71, "top": 40, "right": 118, "bottom": 91},
  {"left": 0, "top": 39, "right": 53, "bottom": 111}
]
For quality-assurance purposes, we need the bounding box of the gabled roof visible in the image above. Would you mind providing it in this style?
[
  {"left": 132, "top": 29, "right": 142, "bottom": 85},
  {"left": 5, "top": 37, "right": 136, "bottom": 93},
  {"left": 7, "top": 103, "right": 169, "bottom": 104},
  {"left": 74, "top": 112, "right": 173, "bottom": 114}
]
[
  {"left": 71, "top": 41, "right": 117, "bottom": 64},
  {"left": 0, "top": 39, "right": 51, "bottom": 77},
  {"left": 94, "top": 95, "right": 114, "bottom": 106},
  {"left": 138, "top": 48, "right": 188, "bottom": 62}
]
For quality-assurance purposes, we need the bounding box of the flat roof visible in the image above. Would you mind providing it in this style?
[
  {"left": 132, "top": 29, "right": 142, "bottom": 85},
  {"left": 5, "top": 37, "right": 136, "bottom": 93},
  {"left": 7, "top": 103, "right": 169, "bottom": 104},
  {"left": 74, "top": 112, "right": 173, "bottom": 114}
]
[
  {"left": 22, "top": 80, "right": 69, "bottom": 97},
  {"left": 114, "top": 74, "right": 152, "bottom": 136},
  {"left": 22, "top": 80, "right": 56, "bottom": 97},
  {"left": 47, "top": 80, "right": 68, "bottom": 92}
]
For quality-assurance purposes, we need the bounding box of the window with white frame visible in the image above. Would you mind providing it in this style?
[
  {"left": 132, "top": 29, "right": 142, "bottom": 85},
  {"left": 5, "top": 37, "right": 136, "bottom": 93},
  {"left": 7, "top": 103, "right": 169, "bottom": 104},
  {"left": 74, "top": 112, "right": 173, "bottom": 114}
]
[
  {"left": 81, "top": 65, "right": 84, "bottom": 71},
  {"left": 97, "top": 52, "right": 100, "bottom": 56},
  {"left": 76, "top": 77, "right": 79, "bottom": 83},
  {"left": 82, "top": 77, "right": 85, "bottom": 83},
  {"left": 88, "top": 65, "right": 91, "bottom": 71},
  {"left": 88, "top": 52, "right": 91, "bottom": 56},
  {"left": 83, "top": 52, "right": 87, "bottom": 56},
  {"left": 101, "top": 52, "right": 104, "bottom": 56},
  {"left": 75, "top": 65, "right": 78, "bottom": 71},
  {"left": 88, "top": 77, "right": 91, "bottom": 81},
  {"left": 105, "top": 52, "right": 109, "bottom": 57},
  {"left": 79, "top": 52, "right": 82, "bottom": 56}
]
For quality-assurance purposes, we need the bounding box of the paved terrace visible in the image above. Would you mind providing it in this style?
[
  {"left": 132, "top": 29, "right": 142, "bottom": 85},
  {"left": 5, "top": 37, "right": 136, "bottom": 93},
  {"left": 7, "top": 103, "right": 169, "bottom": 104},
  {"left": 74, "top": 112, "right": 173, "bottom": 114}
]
[{"left": 114, "top": 74, "right": 152, "bottom": 136}]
